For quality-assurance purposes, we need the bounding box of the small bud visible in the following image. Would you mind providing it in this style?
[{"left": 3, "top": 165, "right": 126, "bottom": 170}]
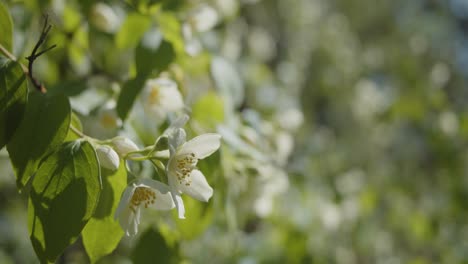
[
  {"left": 96, "top": 145, "right": 120, "bottom": 170},
  {"left": 111, "top": 136, "right": 139, "bottom": 157}
]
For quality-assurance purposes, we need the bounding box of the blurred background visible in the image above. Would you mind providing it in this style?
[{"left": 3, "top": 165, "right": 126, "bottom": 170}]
[{"left": 2, "top": 0, "right": 468, "bottom": 263}]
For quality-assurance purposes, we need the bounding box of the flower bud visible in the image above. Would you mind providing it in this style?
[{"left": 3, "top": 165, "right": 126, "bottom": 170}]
[
  {"left": 96, "top": 145, "right": 120, "bottom": 171},
  {"left": 111, "top": 136, "right": 139, "bottom": 157}
]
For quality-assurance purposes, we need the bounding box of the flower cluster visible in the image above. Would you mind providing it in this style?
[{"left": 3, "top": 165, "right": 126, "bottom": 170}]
[{"left": 90, "top": 77, "right": 221, "bottom": 236}]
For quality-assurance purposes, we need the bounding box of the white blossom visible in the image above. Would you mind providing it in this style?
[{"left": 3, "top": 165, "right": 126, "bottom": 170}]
[
  {"left": 140, "top": 77, "right": 184, "bottom": 121},
  {"left": 166, "top": 129, "right": 221, "bottom": 219},
  {"left": 115, "top": 179, "right": 175, "bottom": 236}
]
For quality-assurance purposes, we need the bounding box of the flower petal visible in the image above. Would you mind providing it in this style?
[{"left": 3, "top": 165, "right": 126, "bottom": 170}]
[
  {"left": 177, "top": 169, "right": 213, "bottom": 202},
  {"left": 179, "top": 133, "right": 221, "bottom": 159},
  {"left": 169, "top": 128, "right": 186, "bottom": 154},
  {"left": 172, "top": 192, "right": 186, "bottom": 219},
  {"left": 118, "top": 206, "right": 139, "bottom": 236},
  {"left": 114, "top": 184, "right": 136, "bottom": 220},
  {"left": 137, "top": 179, "right": 175, "bottom": 210}
]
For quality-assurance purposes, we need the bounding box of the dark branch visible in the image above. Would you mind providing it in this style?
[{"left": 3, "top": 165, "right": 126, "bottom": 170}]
[{"left": 26, "top": 15, "right": 57, "bottom": 93}]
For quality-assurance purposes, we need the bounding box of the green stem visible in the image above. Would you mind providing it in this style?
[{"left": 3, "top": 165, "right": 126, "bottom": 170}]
[
  {"left": 0, "top": 43, "right": 29, "bottom": 73},
  {"left": 125, "top": 150, "right": 169, "bottom": 162},
  {"left": 70, "top": 125, "right": 85, "bottom": 138}
]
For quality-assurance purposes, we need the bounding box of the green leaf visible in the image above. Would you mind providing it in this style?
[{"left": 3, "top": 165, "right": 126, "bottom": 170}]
[
  {"left": 28, "top": 140, "right": 101, "bottom": 263},
  {"left": 88, "top": 28, "right": 133, "bottom": 79},
  {"left": 82, "top": 160, "right": 126, "bottom": 263},
  {"left": 116, "top": 76, "right": 146, "bottom": 121},
  {"left": 116, "top": 13, "right": 152, "bottom": 50},
  {"left": 192, "top": 92, "right": 225, "bottom": 130},
  {"left": 7, "top": 92, "right": 71, "bottom": 190},
  {"left": 135, "top": 28, "right": 175, "bottom": 76},
  {"left": 0, "top": 61, "right": 28, "bottom": 149},
  {"left": 131, "top": 228, "right": 178, "bottom": 264},
  {"left": 175, "top": 197, "right": 213, "bottom": 240},
  {"left": 64, "top": 112, "right": 83, "bottom": 142},
  {"left": 156, "top": 12, "right": 184, "bottom": 55},
  {"left": 0, "top": 2, "right": 14, "bottom": 53}
]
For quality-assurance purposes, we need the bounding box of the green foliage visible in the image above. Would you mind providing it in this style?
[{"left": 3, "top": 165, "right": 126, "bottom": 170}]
[
  {"left": 118, "top": 28, "right": 176, "bottom": 121},
  {"left": 0, "top": 1, "right": 13, "bottom": 53},
  {"left": 155, "top": 12, "right": 184, "bottom": 55},
  {"left": 64, "top": 112, "right": 83, "bottom": 142},
  {"left": 136, "top": 35, "right": 175, "bottom": 77},
  {"left": 4, "top": 0, "right": 468, "bottom": 263},
  {"left": 117, "top": 76, "right": 147, "bottom": 120},
  {"left": 0, "top": 61, "right": 27, "bottom": 149},
  {"left": 28, "top": 140, "right": 101, "bottom": 263},
  {"left": 82, "top": 161, "right": 126, "bottom": 263},
  {"left": 7, "top": 92, "right": 71, "bottom": 190},
  {"left": 175, "top": 197, "right": 213, "bottom": 240},
  {"left": 116, "top": 13, "right": 151, "bottom": 50},
  {"left": 192, "top": 92, "right": 225, "bottom": 130},
  {"left": 131, "top": 228, "right": 178, "bottom": 264}
]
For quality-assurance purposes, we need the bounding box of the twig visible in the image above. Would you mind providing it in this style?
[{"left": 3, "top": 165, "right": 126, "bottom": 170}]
[{"left": 25, "top": 15, "right": 57, "bottom": 93}]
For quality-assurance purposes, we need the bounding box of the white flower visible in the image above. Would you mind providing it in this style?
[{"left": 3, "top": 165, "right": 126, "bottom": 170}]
[
  {"left": 111, "top": 136, "right": 139, "bottom": 157},
  {"left": 96, "top": 145, "right": 120, "bottom": 171},
  {"left": 188, "top": 4, "right": 219, "bottom": 33},
  {"left": 140, "top": 77, "right": 184, "bottom": 121},
  {"left": 115, "top": 179, "right": 175, "bottom": 236},
  {"left": 167, "top": 130, "right": 221, "bottom": 219},
  {"left": 90, "top": 3, "right": 120, "bottom": 33}
]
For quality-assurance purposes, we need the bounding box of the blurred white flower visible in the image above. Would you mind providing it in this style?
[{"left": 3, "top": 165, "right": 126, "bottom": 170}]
[
  {"left": 275, "top": 131, "right": 294, "bottom": 165},
  {"left": 115, "top": 179, "right": 175, "bottom": 236},
  {"left": 183, "top": 5, "right": 218, "bottom": 56},
  {"left": 111, "top": 136, "right": 139, "bottom": 157},
  {"left": 96, "top": 145, "right": 120, "bottom": 171},
  {"left": 90, "top": 2, "right": 119, "bottom": 33},
  {"left": 188, "top": 4, "right": 219, "bottom": 33},
  {"left": 438, "top": 111, "right": 459, "bottom": 136},
  {"left": 253, "top": 164, "right": 289, "bottom": 217},
  {"left": 182, "top": 23, "right": 202, "bottom": 56},
  {"left": 275, "top": 108, "right": 304, "bottom": 131},
  {"left": 140, "top": 77, "right": 184, "bottom": 121},
  {"left": 167, "top": 129, "right": 221, "bottom": 219}
]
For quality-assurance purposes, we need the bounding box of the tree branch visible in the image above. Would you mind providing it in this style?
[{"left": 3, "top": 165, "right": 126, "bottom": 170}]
[{"left": 25, "top": 14, "right": 57, "bottom": 93}]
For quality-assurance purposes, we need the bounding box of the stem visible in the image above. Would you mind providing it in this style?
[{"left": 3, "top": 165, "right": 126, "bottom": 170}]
[
  {"left": 70, "top": 125, "right": 85, "bottom": 138},
  {"left": 0, "top": 43, "right": 30, "bottom": 74},
  {"left": 125, "top": 150, "right": 170, "bottom": 161}
]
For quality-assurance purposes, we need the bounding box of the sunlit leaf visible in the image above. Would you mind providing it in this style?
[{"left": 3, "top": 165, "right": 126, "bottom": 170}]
[
  {"left": 7, "top": 92, "right": 71, "bottom": 190},
  {"left": 28, "top": 140, "right": 101, "bottom": 263},
  {"left": 82, "top": 160, "right": 126, "bottom": 263},
  {"left": 64, "top": 112, "right": 83, "bottom": 142},
  {"left": 192, "top": 92, "right": 224, "bottom": 130},
  {"left": 156, "top": 12, "right": 184, "bottom": 55},
  {"left": 0, "top": 2, "right": 13, "bottom": 53},
  {"left": 116, "top": 13, "right": 152, "bottom": 50},
  {"left": 0, "top": 61, "right": 28, "bottom": 149}
]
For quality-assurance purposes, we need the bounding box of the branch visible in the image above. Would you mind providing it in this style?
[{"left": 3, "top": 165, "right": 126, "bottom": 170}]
[{"left": 25, "top": 15, "right": 57, "bottom": 93}]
